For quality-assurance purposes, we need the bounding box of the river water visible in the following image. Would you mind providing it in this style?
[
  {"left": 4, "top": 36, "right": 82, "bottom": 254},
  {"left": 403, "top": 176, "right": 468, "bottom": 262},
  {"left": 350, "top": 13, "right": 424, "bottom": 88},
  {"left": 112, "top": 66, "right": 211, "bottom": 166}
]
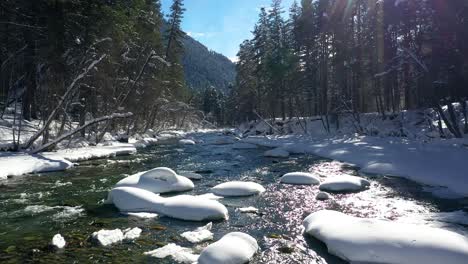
[{"left": 1, "top": 132, "right": 467, "bottom": 263}]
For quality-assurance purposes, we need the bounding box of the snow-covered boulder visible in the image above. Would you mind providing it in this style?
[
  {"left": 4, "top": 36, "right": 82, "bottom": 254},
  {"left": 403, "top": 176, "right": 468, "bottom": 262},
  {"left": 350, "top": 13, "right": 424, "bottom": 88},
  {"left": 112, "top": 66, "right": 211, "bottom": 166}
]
[
  {"left": 109, "top": 187, "right": 228, "bottom": 221},
  {"left": 91, "top": 229, "right": 124, "bottom": 247},
  {"left": 181, "top": 222, "right": 213, "bottom": 243},
  {"left": 319, "top": 175, "right": 370, "bottom": 192},
  {"left": 159, "top": 195, "right": 228, "bottom": 221},
  {"left": 280, "top": 172, "right": 320, "bottom": 185},
  {"left": 232, "top": 143, "right": 258, "bottom": 150},
  {"left": 237, "top": 207, "right": 259, "bottom": 213},
  {"left": 316, "top": 192, "right": 332, "bottom": 200},
  {"left": 144, "top": 243, "right": 199, "bottom": 263},
  {"left": 178, "top": 171, "right": 203, "bottom": 180},
  {"left": 114, "top": 167, "right": 194, "bottom": 194},
  {"left": 198, "top": 232, "right": 258, "bottom": 264},
  {"left": 303, "top": 210, "right": 468, "bottom": 264},
  {"left": 51, "top": 234, "right": 66, "bottom": 249},
  {"left": 211, "top": 181, "right": 266, "bottom": 197},
  {"left": 264, "top": 148, "right": 290, "bottom": 158},
  {"left": 179, "top": 139, "right": 196, "bottom": 145}
]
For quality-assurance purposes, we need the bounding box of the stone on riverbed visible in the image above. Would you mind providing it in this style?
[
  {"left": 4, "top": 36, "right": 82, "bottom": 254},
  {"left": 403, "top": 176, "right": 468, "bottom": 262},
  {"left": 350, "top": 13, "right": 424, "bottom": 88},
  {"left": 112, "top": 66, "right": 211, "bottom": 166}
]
[
  {"left": 211, "top": 181, "right": 265, "bottom": 197},
  {"left": 113, "top": 167, "right": 194, "bottom": 194},
  {"left": 280, "top": 172, "right": 320, "bottom": 185},
  {"left": 319, "top": 175, "right": 370, "bottom": 192},
  {"left": 303, "top": 210, "right": 468, "bottom": 264},
  {"left": 264, "top": 148, "right": 290, "bottom": 158},
  {"left": 181, "top": 222, "right": 213, "bottom": 243},
  {"left": 110, "top": 187, "right": 228, "bottom": 221},
  {"left": 198, "top": 232, "right": 259, "bottom": 264},
  {"left": 316, "top": 192, "right": 332, "bottom": 200}
]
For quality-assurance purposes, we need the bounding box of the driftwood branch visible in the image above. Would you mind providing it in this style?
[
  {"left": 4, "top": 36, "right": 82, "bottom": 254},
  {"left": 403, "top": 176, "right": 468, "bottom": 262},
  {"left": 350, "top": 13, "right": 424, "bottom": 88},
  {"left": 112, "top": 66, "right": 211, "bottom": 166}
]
[{"left": 30, "top": 112, "right": 133, "bottom": 154}]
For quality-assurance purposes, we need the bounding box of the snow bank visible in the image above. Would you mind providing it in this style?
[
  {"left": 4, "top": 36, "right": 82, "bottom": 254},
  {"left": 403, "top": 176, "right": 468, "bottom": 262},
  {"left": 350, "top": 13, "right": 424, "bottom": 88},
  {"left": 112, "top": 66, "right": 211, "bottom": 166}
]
[
  {"left": 264, "top": 148, "right": 289, "bottom": 158},
  {"left": 51, "top": 234, "right": 66, "bottom": 249},
  {"left": 319, "top": 175, "right": 370, "bottom": 192},
  {"left": 181, "top": 222, "right": 213, "bottom": 243},
  {"left": 144, "top": 243, "right": 199, "bottom": 264},
  {"left": 280, "top": 172, "right": 320, "bottom": 185},
  {"left": 0, "top": 153, "right": 73, "bottom": 180},
  {"left": 243, "top": 135, "right": 468, "bottom": 197},
  {"left": 198, "top": 232, "right": 258, "bottom": 264},
  {"left": 131, "top": 138, "right": 158, "bottom": 148},
  {"left": 109, "top": 187, "right": 228, "bottom": 221},
  {"left": 45, "top": 143, "right": 136, "bottom": 162},
  {"left": 211, "top": 181, "right": 266, "bottom": 197},
  {"left": 114, "top": 167, "right": 194, "bottom": 194},
  {"left": 303, "top": 210, "right": 468, "bottom": 264}
]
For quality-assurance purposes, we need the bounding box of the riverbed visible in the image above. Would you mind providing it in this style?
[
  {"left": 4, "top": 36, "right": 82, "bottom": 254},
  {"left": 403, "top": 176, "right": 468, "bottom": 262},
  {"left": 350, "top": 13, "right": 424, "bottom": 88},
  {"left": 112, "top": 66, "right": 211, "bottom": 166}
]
[{"left": 1, "top": 132, "right": 467, "bottom": 263}]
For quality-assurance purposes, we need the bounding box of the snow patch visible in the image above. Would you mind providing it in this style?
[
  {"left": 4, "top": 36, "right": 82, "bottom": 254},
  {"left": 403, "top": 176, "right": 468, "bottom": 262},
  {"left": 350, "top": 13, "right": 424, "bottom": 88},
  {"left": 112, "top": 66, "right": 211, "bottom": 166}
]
[
  {"left": 51, "top": 234, "right": 66, "bottom": 249},
  {"left": 181, "top": 222, "right": 213, "bottom": 243}
]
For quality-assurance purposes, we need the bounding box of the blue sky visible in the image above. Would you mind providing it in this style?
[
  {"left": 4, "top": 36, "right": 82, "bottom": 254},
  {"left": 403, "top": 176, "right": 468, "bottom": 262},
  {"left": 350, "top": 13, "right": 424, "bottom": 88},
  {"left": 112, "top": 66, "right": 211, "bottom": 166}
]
[{"left": 161, "top": 0, "right": 296, "bottom": 62}]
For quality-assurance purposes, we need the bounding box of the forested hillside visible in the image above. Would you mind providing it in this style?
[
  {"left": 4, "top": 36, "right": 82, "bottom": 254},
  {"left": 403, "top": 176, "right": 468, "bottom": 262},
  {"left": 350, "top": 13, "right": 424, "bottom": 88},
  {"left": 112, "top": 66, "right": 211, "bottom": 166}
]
[
  {"left": 182, "top": 35, "right": 236, "bottom": 93},
  {"left": 230, "top": 0, "right": 468, "bottom": 138}
]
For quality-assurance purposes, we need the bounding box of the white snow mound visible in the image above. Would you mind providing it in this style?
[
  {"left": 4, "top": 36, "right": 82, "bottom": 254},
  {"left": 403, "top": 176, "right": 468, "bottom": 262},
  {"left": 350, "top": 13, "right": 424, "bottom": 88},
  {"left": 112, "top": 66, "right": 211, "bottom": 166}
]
[
  {"left": 51, "top": 234, "right": 66, "bottom": 249},
  {"left": 264, "top": 148, "right": 290, "bottom": 158},
  {"left": 211, "top": 181, "right": 266, "bottom": 197},
  {"left": 319, "top": 175, "right": 370, "bottom": 192},
  {"left": 181, "top": 222, "right": 213, "bottom": 243},
  {"left": 198, "top": 232, "right": 259, "bottom": 264},
  {"left": 280, "top": 172, "right": 320, "bottom": 185},
  {"left": 114, "top": 167, "right": 194, "bottom": 194},
  {"left": 303, "top": 210, "right": 468, "bottom": 264}
]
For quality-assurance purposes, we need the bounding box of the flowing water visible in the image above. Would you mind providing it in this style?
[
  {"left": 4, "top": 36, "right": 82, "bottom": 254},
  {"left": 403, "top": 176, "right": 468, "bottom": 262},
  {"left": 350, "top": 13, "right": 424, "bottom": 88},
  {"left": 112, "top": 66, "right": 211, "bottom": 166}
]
[{"left": 1, "top": 132, "right": 467, "bottom": 263}]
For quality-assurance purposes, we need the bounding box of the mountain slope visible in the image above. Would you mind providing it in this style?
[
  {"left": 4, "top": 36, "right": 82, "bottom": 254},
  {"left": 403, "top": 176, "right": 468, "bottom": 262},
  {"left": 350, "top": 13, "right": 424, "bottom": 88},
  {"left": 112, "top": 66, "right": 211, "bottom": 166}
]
[{"left": 181, "top": 36, "right": 236, "bottom": 93}]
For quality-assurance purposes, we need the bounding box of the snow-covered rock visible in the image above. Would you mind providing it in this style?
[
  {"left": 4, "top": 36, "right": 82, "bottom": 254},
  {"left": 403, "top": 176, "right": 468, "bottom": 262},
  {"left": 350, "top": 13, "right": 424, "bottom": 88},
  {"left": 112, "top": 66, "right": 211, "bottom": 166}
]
[
  {"left": 179, "top": 139, "right": 196, "bottom": 145},
  {"left": 181, "top": 222, "right": 213, "bottom": 243},
  {"left": 124, "top": 212, "right": 159, "bottom": 219},
  {"left": 45, "top": 144, "right": 137, "bottom": 162},
  {"left": 114, "top": 167, "right": 194, "bottom": 194},
  {"left": 264, "top": 148, "right": 290, "bottom": 158},
  {"left": 303, "top": 210, "right": 468, "bottom": 264},
  {"left": 132, "top": 138, "right": 158, "bottom": 148},
  {"left": 232, "top": 143, "right": 258, "bottom": 149},
  {"left": 91, "top": 229, "right": 124, "bottom": 247},
  {"left": 316, "top": 192, "right": 332, "bottom": 200},
  {"left": 198, "top": 232, "right": 259, "bottom": 264},
  {"left": 178, "top": 171, "right": 203, "bottom": 180},
  {"left": 280, "top": 172, "right": 320, "bottom": 185},
  {"left": 144, "top": 243, "right": 199, "bottom": 264},
  {"left": 109, "top": 187, "right": 228, "bottom": 221},
  {"left": 123, "top": 227, "right": 142, "bottom": 240},
  {"left": 211, "top": 181, "right": 266, "bottom": 197},
  {"left": 51, "top": 234, "right": 66, "bottom": 249},
  {"left": 319, "top": 175, "right": 370, "bottom": 192},
  {"left": 0, "top": 153, "right": 73, "bottom": 180}
]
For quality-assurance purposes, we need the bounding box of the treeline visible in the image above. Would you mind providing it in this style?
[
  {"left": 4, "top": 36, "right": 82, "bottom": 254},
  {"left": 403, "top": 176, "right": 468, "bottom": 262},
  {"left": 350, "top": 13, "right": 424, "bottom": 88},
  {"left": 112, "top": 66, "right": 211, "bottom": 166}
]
[
  {"left": 230, "top": 0, "right": 468, "bottom": 137},
  {"left": 0, "top": 0, "right": 204, "bottom": 150}
]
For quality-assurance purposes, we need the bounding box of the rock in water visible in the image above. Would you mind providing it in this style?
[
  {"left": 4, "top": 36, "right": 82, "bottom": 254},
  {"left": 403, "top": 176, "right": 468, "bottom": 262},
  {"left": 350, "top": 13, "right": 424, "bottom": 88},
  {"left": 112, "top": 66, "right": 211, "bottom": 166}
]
[
  {"left": 198, "top": 232, "right": 258, "bottom": 264},
  {"left": 319, "top": 175, "right": 370, "bottom": 192},
  {"left": 280, "top": 172, "right": 320, "bottom": 185},
  {"left": 316, "top": 192, "right": 332, "bottom": 200},
  {"left": 303, "top": 210, "right": 468, "bottom": 264},
  {"left": 211, "top": 181, "right": 265, "bottom": 197},
  {"left": 264, "top": 148, "right": 290, "bottom": 158}
]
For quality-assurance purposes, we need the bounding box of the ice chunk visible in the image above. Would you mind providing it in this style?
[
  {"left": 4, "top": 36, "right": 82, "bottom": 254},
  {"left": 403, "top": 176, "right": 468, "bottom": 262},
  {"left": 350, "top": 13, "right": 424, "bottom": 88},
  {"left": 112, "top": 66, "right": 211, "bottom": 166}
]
[
  {"left": 211, "top": 181, "right": 265, "bottom": 197},
  {"left": 198, "top": 232, "right": 258, "bottom": 264},
  {"left": 181, "top": 222, "right": 213, "bottom": 243},
  {"left": 51, "top": 234, "right": 66, "bottom": 249},
  {"left": 144, "top": 243, "right": 199, "bottom": 263},
  {"left": 123, "top": 227, "right": 142, "bottom": 240},
  {"left": 237, "top": 207, "right": 259, "bottom": 213},
  {"left": 124, "top": 212, "right": 159, "bottom": 219},
  {"left": 280, "top": 172, "right": 320, "bottom": 185},
  {"left": 303, "top": 210, "right": 468, "bottom": 264},
  {"left": 319, "top": 175, "right": 370, "bottom": 192},
  {"left": 91, "top": 229, "right": 124, "bottom": 247}
]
